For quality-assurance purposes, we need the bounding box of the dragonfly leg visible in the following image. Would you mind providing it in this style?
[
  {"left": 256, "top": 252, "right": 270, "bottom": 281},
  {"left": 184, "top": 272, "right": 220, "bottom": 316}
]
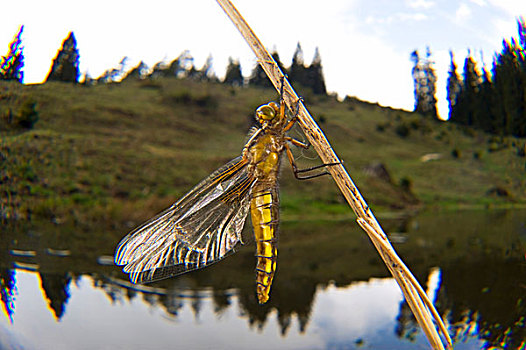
[
  {"left": 283, "top": 97, "right": 304, "bottom": 132},
  {"left": 279, "top": 75, "right": 286, "bottom": 118},
  {"left": 285, "top": 136, "right": 309, "bottom": 149},
  {"left": 284, "top": 142, "right": 342, "bottom": 180}
]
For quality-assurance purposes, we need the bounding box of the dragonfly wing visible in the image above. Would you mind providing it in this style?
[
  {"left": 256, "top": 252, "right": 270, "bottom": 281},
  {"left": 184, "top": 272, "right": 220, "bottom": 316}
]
[{"left": 114, "top": 156, "right": 256, "bottom": 284}]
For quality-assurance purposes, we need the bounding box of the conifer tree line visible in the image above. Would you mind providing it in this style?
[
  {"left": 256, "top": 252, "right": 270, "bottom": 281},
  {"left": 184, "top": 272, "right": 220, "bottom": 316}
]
[
  {"left": 446, "top": 18, "right": 526, "bottom": 137},
  {"left": 1, "top": 26, "right": 327, "bottom": 96},
  {"left": 4, "top": 21, "right": 524, "bottom": 137},
  {"left": 248, "top": 43, "right": 327, "bottom": 95},
  {"left": 117, "top": 41, "right": 327, "bottom": 95}
]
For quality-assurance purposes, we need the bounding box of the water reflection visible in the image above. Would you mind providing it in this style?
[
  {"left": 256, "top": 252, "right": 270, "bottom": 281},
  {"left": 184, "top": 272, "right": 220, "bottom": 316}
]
[
  {"left": 2, "top": 270, "right": 432, "bottom": 350},
  {"left": 0, "top": 209, "right": 525, "bottom": 349}
]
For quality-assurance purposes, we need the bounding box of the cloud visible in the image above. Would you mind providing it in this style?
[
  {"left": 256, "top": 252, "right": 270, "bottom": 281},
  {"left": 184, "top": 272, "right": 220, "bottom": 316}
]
[
  {"left": 311, "top": 280, "right": 403, "bottom": 344},
  {"left": 365, "top": 12, "right": 427, "bottom": 25},
  {"left": 455, "top": 3, "right": 472, "bottom": 23},
  {"left": 469, "top": 0, "right": 487, "bottom": 7},
  {"left": 486, "top": 0, "right": 526, "bottom": 17},
  {"left": 400, "top": 12, "right": 428, "bottom": 21},
  {"left": 492, "top": 17, "right": 519, "bottom": 42},
  {"left": 406, "top": 0, "right": 435, "bottom": 9}
]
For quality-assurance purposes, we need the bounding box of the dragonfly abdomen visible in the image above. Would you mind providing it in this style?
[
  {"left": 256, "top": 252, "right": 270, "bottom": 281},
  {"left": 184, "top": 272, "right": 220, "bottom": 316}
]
[{"left": 250, "top": 187, "right": 279, "bottom": 304}]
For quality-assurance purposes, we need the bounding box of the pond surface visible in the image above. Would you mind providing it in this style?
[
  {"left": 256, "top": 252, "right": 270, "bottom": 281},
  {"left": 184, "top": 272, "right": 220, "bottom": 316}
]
[{"left": 1, "top": 209, "right": 525, "bottom": 349}]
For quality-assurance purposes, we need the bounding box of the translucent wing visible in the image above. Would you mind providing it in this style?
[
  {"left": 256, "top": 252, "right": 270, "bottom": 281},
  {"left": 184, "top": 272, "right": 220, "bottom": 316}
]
[{"left": 114, "top": 156, "right": 256, "bottom": 284}]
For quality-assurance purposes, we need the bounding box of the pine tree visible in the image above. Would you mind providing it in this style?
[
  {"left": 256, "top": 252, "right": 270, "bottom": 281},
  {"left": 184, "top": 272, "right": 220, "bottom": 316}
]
[
  {"left": 149, "top": 60, "right": 167, "bottom": 79},
  {"left": 0, "top": 25, "right": 24, "bottom": 82},
  {"left": 446, "top": 51, "right": 461, "bottom": 120},
  {"left": 98, "top": 56, "right": 128, "bottom": 83},
  {"left": 46, "top": 32, "right": 80, "bottom": 83},
  {"left": 289, "top": 42, "right": 308, "bottom": 88},
  {"left": 306, "top": 47, "right": 327, "bottom": 95},
  {"left": 223, "top": 57, "right": 243, "bottom": 86},
  {"left": 493, "top": 40, "right": 523, "bottom": 136},
  {"left": 166, "top": 57, "right": 182, "bottom": 77},
  {"left": 122, "top": 61, "right": 148, "bottom": 80},
  {"left": 410, "top": 50, "right": 424, "bottom": 113},
  {"left": 174, "top": 50, "right": 194, "bottom": 78},
  {"left": 153, "top": 50, "right": 196, "bottom": 79},
  {"left": 491, "top": 18, "right": 526, "bottom": 137},
  {"left": 183, "top": 55, "right": 215, "bottom": 82},
  {"left": 199, "top": 54, "right": 217, "bottom": 82},
  {"left": 478, "top": 65, "right": 495, "bottom": 132},
  {"left": 423, "top": 47, "right": 437, "bottom": 117},
  {"left": 450, "top": 53, "right": 483, "bottom": 127},
  {"left": 410, "top": 48, "right": 437, "bottom": 117},
  {"left": 460, "top": 53, "right": 481, "bottom": 126}
]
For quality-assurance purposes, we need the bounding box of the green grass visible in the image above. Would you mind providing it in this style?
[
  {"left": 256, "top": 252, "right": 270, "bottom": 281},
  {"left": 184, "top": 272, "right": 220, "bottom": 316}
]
[{"left": 1, "top": 78, "right": 525, "bottom": 224}]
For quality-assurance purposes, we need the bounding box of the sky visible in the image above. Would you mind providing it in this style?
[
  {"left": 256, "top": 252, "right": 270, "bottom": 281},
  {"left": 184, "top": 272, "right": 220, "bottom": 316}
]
[{"left": 1, "top": 0, "right": 525, "bottom": 119}]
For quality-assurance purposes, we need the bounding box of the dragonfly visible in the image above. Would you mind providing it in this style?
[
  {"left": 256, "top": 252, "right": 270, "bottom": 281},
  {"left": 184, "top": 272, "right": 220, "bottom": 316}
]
[{"left": 114, "top": 81, "right": 336, "bottom": 304}]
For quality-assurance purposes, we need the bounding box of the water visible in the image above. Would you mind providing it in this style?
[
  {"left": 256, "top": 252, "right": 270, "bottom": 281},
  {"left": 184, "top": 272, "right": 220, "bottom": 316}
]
[{"left": 1, "top": 209, "right": 525, "bottom": 349}]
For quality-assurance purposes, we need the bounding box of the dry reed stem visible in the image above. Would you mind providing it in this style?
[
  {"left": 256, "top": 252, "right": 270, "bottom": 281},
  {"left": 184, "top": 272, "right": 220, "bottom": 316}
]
[
  {"left": 357, "top": 218, "right": 452, "bottom": 348},
  {"left": 216, "top": 1, "right": 453, "bottom": 349}
]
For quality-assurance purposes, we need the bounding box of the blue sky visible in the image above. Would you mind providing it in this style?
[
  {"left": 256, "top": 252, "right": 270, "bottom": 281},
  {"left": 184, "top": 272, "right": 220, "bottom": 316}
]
[{"left": 1, "top": 0, "right": 524, "bottom": 118}]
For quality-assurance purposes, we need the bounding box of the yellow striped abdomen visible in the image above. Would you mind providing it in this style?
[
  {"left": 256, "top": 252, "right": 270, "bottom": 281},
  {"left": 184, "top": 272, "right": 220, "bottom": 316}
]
[
  {"left": 246, "top": 128, "right": 283, "bottom": 304},
  {"left": 250, "top": 187, "right": 279, "bottom": 304}
]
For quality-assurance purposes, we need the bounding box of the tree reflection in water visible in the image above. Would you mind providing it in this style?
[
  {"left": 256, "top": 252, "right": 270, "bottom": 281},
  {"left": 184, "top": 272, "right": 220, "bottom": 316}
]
[
  {"left": 39, "top": 272, "right": 72, "bottom": 320},
  {"left": 0, "top": 268, "right": 16, "bottom": 322},
  {"left": 0, "top": 209, "right": 524, "bottom": 349}
]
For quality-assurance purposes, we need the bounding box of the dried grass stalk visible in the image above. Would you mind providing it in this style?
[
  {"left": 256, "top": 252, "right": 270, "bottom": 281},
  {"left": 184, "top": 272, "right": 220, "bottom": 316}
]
[{"left": 216, "top": 1, "right": 453, "bottom": 348}]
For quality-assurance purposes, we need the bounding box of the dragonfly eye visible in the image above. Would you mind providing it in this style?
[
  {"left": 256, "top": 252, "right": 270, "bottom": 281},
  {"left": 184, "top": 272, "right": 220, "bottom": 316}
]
[{"left": 256, "top": 102, "right": 279, "bottom": 123}]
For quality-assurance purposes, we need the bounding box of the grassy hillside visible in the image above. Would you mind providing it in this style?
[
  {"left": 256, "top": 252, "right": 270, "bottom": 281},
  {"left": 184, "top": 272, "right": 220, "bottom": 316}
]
[{"left": 1, "top": 78, "right": 525, "bottom": 225}]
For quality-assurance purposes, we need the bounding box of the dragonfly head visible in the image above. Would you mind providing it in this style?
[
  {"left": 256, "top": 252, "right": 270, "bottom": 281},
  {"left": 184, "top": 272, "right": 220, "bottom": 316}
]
[{"left": 255, "top": 102, "right": 280, "bottom": 127}]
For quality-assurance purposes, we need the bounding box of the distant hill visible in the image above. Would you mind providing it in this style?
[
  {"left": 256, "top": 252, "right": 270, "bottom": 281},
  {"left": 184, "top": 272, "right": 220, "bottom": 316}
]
[{"left": 1, "top": 78, "right": 525, "bottom": 224}]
